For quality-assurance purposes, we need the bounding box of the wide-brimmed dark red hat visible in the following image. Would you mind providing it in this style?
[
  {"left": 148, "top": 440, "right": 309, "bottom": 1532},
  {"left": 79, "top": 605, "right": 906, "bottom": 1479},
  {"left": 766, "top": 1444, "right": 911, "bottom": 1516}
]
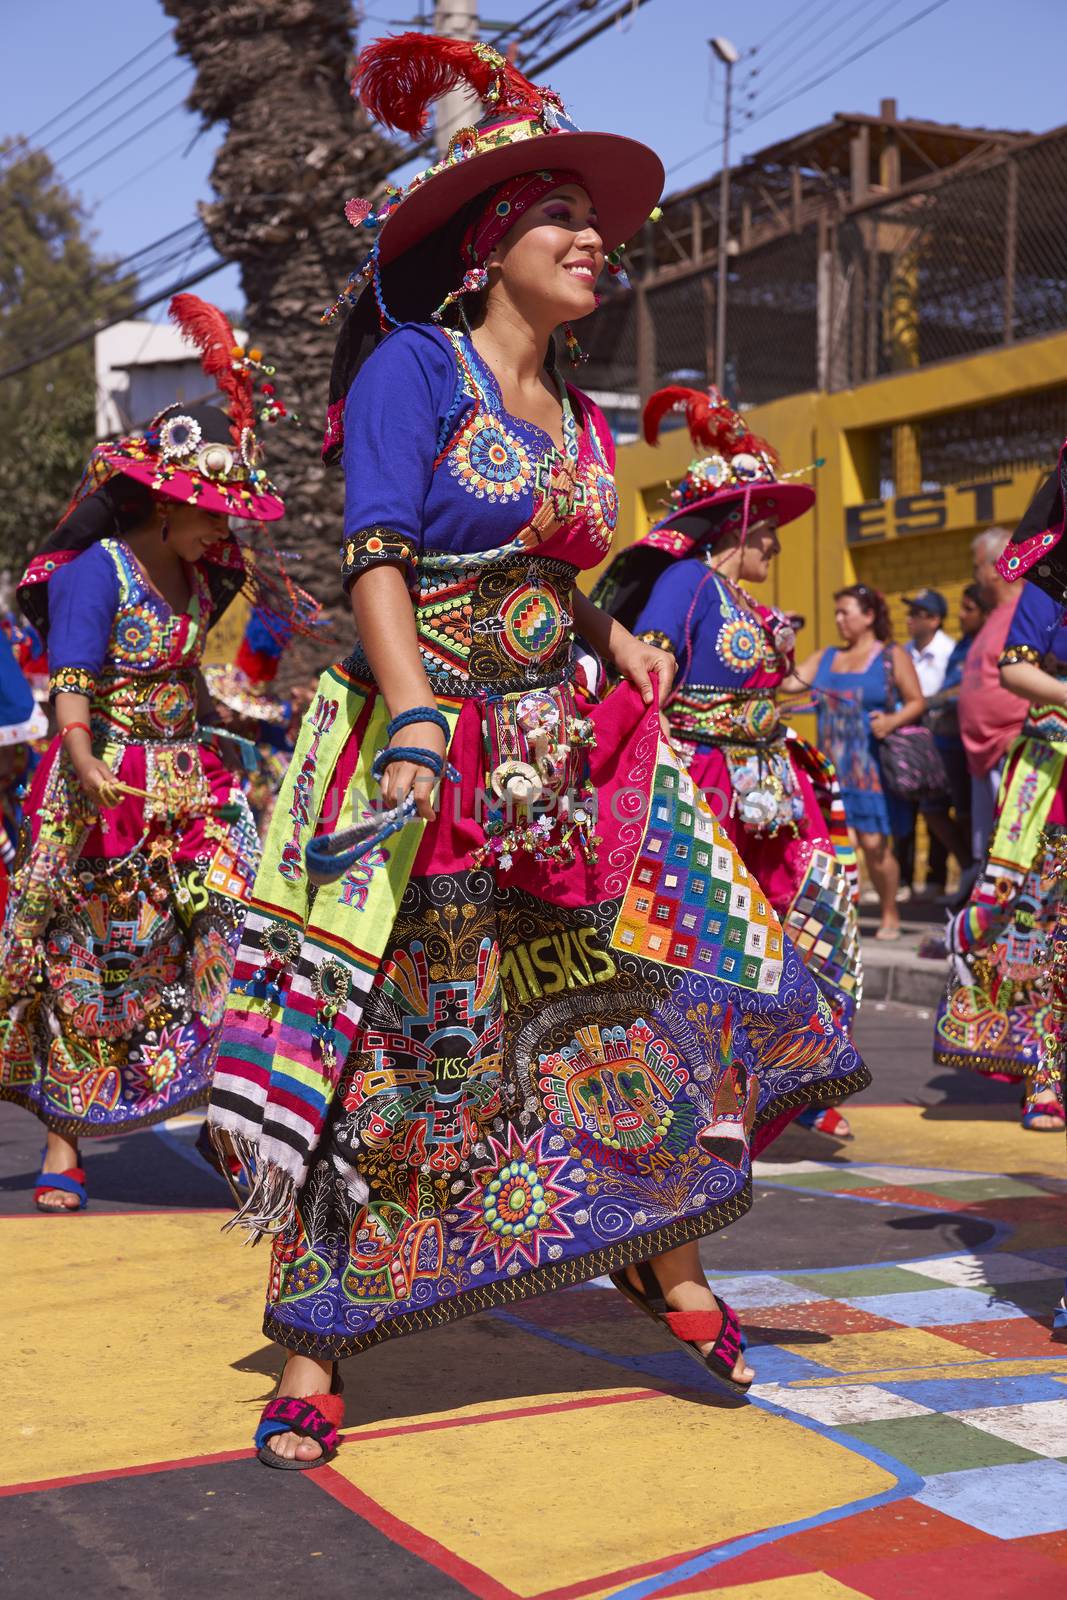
[
  {"left": 591, "top": 387, "right": 816, "bottom": 632},
  {"left": 348, "top": 34, "right": 664, "bottom": 268}
]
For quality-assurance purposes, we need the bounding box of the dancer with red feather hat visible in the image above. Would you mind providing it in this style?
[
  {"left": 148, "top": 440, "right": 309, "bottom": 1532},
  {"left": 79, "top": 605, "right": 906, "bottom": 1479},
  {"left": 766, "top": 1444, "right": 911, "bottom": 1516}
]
[
  {"left": 205, "top": 33, "right": 867, "bottom": 1470},
  {"left": 595, "top": 385, "right": 864, "bottom": 1138},
  {"left": 0, "top": 294, "right": 308, "bottom": 1212}
]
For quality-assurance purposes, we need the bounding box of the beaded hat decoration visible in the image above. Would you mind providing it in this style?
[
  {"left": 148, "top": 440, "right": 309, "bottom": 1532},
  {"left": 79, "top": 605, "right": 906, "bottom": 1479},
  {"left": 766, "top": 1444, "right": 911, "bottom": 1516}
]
[
  {"left": 634, "top": 384, "right": 818, "bottom": 560},
  {"left": 82, "top": 294, "right": 287, "bottom": 523},
  {"left": 320, "top": 32, "right": 663, "bottom": 327}
]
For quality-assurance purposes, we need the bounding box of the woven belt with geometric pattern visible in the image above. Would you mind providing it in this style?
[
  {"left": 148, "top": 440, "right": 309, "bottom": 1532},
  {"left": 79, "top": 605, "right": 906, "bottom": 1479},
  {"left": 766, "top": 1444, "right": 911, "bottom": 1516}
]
[
  {"left": 346, "top": 548, "right": 580, "bottom": 697},
  {"left": 668, "top": 684, "right": 781, "bottom": 747}
]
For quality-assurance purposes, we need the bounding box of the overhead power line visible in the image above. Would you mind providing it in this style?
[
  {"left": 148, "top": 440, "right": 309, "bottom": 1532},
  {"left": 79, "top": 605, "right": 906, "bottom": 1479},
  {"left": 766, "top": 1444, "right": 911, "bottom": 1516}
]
[
  {"left": 36, "top": 52, "right": 183, "bottom": 159},
  {"left": 18, "top": 28, "right": 172, "bottom": 147},
  {"left": 0, "top": 247, "right": 226, "bottom": 383},
  {"left": 63, "top": 99, "right": 191, "bottom": 186},
  {"left": 668, "top": 0, "right": 953, "bottom": 178},
  {"left": 750, "top": 0, "right": 894, "bottom": 105},
  {"left": 49, "top": 67, "right": 192, "bottom": 169},
  {"left": 4, "top": 0, "right": 662, "bottom": 382}
]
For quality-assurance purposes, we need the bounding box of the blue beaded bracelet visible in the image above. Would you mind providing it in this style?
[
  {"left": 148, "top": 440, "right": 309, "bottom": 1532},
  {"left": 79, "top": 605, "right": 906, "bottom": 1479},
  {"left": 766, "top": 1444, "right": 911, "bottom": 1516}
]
[{"left": 387, "top": 705, "right": 449, "bottom": 740}]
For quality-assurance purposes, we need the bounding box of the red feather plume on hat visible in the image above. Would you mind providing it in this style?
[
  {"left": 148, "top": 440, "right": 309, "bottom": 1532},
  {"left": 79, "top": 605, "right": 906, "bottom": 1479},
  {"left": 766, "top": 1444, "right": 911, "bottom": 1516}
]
[
  {"left": 643, "top": 384, "right": 778, "bottom": 466},
  {"left": 352, "top": 32, "right": 549, "bottom": 138},
  {"left": 168, "top": 293, "right": 253, "bottom": 447}
]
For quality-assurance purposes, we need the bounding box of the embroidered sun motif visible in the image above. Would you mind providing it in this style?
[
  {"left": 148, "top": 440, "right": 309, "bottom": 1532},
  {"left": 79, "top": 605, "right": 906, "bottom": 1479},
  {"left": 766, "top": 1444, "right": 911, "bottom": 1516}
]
[
  {"left": 716, "top": 615, "right": 765, "bottom": 673},
  {"left": 113, "top": 605, "right": 164, "bottom": 663},
  {"left": 450, "top": 413, "right": 533, "bottom": 504},
  {"left": 585, "top": 468, "right": 619, "bottom": 551}
]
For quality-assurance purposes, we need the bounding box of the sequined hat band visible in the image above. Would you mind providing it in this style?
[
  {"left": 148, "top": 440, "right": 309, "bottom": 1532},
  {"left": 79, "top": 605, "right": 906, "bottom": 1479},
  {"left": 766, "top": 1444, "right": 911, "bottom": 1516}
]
[{"left": 462, "top": 169, "right": 583, "bottom": 265}]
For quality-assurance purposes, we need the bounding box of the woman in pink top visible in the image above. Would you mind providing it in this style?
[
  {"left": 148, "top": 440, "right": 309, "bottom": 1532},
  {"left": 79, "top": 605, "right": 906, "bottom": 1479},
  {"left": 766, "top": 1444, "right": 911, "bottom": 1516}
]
[{"left": 957, "top": 528, "right": 1026, "bottom": 858}]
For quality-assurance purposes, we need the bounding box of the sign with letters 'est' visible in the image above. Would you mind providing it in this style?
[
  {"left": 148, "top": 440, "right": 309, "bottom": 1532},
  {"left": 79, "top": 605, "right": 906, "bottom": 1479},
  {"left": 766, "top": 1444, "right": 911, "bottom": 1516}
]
[{"left": 845, "top": 471, "right": 1045, "bottom": 546}]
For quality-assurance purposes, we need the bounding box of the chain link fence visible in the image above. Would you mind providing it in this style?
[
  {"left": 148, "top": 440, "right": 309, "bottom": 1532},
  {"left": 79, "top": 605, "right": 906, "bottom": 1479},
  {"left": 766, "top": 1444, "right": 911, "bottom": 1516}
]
[{"left": 585, "top": 126, "right": 1067, "bottom": 416}]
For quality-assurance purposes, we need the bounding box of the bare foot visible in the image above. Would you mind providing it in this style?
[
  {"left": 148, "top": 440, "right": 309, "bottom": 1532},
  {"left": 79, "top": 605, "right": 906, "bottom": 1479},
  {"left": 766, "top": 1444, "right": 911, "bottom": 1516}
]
[
  {"left": 626, "top": 1263, "right": 755, "bottom": 1384},
  {"left": 265, "top": 1353, "right": 336, "bottom": 1461},
  {"left": 36, "top": 1131, "right": 82, "bottom": 1211},
  {"left": 874, "top": 924, "right": 902, "bottom": 941}
]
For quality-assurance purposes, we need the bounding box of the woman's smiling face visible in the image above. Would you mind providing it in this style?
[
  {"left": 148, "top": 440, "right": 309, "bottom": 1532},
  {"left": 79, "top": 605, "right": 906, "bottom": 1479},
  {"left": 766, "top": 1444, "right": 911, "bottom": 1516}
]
[{"left": 487, "top": 183, "right": 604, "bottom": 323}]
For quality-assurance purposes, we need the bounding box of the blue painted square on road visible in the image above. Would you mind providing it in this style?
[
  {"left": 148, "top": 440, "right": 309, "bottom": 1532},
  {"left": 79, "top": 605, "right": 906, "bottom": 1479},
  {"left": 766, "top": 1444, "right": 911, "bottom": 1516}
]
[
  {"left": 742, "top": 1344, "right": 833, "bottom": 1385},
  {"left": 886, "top": 1375, "right": 1067, "bottom": 1412},
  {"left": 915, "top": 1458, "right": 1067, "bottom": 1536},
  {"left": 846, "top": 1286, "right": 1025, "bottom": 1327},
  {"left": 705, "top": 1273, "right": 822, "bottom": 1309}
]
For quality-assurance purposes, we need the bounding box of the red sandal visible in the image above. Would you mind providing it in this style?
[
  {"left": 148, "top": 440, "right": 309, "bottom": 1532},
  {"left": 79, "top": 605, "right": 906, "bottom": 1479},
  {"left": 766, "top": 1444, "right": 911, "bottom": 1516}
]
[
  {"left": 255, "top": 1364, "right": 344, "bottom": 1470},
  {"left": 610, "top": 1261, "right": 751, "bottom": 1395}
]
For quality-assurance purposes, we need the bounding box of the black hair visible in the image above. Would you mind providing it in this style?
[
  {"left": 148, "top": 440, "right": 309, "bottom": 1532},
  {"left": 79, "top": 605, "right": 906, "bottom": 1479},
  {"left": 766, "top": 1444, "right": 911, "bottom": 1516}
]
[
  {"left": 961, "top": 580, "right": 991, "bottom": 615},
  {"left": 834, "top": 582, "right": 892, "bottom": 642},
  {"left": 323, "top": 181, "right": 560, "bottom": 464}
]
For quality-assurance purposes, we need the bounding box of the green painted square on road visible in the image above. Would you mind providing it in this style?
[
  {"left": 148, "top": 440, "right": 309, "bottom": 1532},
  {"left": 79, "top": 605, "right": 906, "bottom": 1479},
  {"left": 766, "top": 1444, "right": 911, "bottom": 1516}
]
[
  {"left": 785, "top": 1265, "right": 948, "bottom": 1297},
  {"left": 762, "top": 1170, "right": 883, "bottom": 1192},
  {"left": 920, "top": 1176, "right": 1052, "bottom": 1201},
  {"left": 840, "top": 1413, "right": 1043, "bottom": 1475}
]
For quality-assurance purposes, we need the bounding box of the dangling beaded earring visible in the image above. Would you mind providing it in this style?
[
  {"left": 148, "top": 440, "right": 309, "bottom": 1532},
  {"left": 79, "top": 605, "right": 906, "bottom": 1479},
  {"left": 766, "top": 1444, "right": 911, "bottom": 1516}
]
[
  {"left": 563, "top": 324, "right": 586, "bottom": 366},
  {"left": 431, "top": 265, "right": 489, "bottom": 324}
]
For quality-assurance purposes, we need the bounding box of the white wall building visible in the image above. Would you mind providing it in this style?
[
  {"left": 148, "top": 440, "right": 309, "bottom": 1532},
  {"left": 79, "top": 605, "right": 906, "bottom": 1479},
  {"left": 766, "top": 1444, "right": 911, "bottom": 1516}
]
[{"left": 95, "top": 318, "right": 244, "bottom": 437}]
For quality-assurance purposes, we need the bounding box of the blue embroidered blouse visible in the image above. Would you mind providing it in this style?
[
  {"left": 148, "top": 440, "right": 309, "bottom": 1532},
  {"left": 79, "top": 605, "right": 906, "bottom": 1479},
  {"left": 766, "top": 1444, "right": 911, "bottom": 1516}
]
[
  {"left": 631, "top": 560, "right": 784, "bottom": 686},
  {"left": 1000, "top": 579, "right": 1067, "bottom": 665},
  {"left": 339, "top": 323, "right": 617, "bottom": 593}
]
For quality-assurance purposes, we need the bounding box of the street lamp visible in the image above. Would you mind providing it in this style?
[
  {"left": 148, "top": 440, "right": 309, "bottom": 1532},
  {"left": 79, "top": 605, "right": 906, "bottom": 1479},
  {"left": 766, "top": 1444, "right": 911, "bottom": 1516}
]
[{"left": 710, "top": 36, "right": 740, "bottom": 395}]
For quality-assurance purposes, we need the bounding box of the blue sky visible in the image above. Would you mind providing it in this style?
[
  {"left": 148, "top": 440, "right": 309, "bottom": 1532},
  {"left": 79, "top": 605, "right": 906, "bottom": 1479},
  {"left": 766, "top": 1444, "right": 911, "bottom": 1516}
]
[{"left": 4, "top": 0, "right": 1063, "bottom": 317}]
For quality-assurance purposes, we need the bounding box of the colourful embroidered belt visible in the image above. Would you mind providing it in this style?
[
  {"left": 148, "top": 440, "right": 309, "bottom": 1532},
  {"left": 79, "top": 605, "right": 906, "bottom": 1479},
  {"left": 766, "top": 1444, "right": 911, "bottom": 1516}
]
[
  {"left": 345, "top": 548, "right": 579, "bottom": 696},
  {"left": 1020, "top": 703, "right": 1067, "bottom": 745},
  {"left": 668, "top": 685, "right": 781, "bottom": 747},
  {"left": 91, "top": 672, "right": 199, "bottom": 743}
]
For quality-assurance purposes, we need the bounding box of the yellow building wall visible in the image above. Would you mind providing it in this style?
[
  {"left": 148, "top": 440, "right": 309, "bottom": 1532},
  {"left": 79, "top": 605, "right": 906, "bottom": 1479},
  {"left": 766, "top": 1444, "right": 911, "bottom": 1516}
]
[{"left": 598, "top": 329, "right": 1067, "bottom": 664}]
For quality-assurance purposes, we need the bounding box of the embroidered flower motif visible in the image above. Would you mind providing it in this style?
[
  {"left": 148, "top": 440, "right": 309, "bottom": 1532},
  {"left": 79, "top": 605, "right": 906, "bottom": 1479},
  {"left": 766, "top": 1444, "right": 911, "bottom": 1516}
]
[
  {"left": 586, "top": 469, "right": 619, "bottom": 550},
  {"left": 717, "top": 615, "right": 765, "bottom": 673},
  {"left": 450, "top": 413, "right": 533, "bottom": 503},
  {"left": 113, "top": 606, "right": 163, "bottom": 663},
  {"left": 457, "top": 1125, "right": 577, "bottom": 1269}
]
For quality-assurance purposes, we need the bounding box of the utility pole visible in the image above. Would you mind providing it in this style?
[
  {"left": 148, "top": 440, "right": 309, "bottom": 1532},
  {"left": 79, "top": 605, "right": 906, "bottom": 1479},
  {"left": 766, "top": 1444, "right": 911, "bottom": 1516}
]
[
  {"left": 434, "top": 0, "right": 479, "bottom": 156},
  {"left": 711, "top": 36, "right": 739, "bottom": 396}
]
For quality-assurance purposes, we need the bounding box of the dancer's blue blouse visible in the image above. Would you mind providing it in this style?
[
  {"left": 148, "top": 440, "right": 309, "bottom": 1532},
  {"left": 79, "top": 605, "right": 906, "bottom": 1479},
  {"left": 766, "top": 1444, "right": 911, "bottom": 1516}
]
[
  {"left": 339, "top": 323, "right": 618, "bottom": 592},
  {"left": 1001, "top": 580, "right": 1067, "bottom": 662}
]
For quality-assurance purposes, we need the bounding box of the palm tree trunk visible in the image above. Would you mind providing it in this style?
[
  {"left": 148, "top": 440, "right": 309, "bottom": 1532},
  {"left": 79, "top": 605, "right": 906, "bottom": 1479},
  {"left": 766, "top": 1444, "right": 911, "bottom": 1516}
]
[{"left": 163, "top": 0, "right": 395, "bottom": 671}]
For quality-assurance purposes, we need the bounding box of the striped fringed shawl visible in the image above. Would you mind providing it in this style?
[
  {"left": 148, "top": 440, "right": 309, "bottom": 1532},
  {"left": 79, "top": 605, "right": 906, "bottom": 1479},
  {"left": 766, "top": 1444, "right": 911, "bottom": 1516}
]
[{"left": 207, "top": 663, "right": 458, "bottom": 1236}]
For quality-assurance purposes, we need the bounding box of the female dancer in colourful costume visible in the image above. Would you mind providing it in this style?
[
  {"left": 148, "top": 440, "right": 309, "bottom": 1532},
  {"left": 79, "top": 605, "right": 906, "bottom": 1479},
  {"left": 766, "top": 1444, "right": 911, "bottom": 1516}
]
[
  {"left": 595, "top": 386, "right": 863, "bottom": 1138},
  {"left": 209, "top": 35, "right": 868, "bottom": 1468},
  {"left": 0, "top": 297, "right": 286, "bottom": 1210},
  {"left": 935, "top": 461, "right": 1067, "bottom": 1130}
]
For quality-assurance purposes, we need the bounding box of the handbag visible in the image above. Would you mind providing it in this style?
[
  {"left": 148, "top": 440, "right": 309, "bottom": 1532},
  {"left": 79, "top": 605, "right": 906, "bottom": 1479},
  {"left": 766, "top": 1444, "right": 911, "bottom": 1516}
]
[{"left": 878, "top": 646, "right": 951, "bottom": 803}]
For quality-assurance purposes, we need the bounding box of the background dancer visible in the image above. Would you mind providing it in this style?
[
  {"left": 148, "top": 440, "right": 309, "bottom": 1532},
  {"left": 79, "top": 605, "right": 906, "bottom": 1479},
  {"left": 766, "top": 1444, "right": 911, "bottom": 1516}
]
[
  {"left": 0, "top": 295, "right": 291, "bottom": 1211},
  {"left": 595, "top": 384, "right": 863, "bottom": 1139},
  {"left": 208, "top": 34, "right": 869, "bottom": 1470},
  {"left": 935, "top": 467, "right": 1067, "bottom": 1132}
]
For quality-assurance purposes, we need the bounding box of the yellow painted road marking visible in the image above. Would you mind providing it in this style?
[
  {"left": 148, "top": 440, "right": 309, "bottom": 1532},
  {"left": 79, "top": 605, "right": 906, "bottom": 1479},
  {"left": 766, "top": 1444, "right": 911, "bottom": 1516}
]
[
  {"left": 841, "top": 1105, "right": 1067, "bottom": 1179},
  {"left": 328, "top": 1392, "right": 892, "bottom": 1597}
]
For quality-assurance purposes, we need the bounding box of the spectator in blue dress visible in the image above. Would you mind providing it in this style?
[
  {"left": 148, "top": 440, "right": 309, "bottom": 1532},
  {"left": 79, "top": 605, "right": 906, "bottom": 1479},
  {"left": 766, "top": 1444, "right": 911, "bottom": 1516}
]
[{"left": 798, "top": 584, "right": 925, "bottom": 940}]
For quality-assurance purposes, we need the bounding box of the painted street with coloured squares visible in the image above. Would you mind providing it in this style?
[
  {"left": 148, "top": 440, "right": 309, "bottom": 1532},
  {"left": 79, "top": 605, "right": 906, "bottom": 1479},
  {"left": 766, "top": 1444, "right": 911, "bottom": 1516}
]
[{"left": 3, "top": 1003, "right": 1066, "bottom": 1600}]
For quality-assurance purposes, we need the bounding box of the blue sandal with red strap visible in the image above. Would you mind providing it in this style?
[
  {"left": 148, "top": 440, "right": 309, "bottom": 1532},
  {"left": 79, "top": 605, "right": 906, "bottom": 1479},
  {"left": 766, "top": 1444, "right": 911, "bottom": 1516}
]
[
  {"left": 34, "top": 1155, "right": 87, "bottom": 1213},
  {"left": 610, "top": 1261, "right": 751, "bottom": 1396},
  {"left": 255, "top": 1365, "right": 345, "bottom": 1470}
]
